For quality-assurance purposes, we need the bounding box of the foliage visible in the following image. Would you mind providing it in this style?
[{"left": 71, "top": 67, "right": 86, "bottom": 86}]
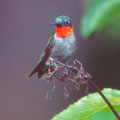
[
  {"left": 80, "top": 0, "right": 120, "bottom": 38},
  {"left": 52, "top": 88, "right": 120, "bottom": 120}
]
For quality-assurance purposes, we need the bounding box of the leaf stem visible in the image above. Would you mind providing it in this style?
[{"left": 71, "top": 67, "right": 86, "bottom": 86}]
[
  {"left": 87, "top": 78, "right": 120, "bottom": 120},
  {"left": 52, "top": 59, "right": 120, "bottom": 120}
]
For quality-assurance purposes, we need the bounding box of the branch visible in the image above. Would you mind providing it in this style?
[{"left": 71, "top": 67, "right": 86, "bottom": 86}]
[{"left": 51, "top": 59, "right": 120, "bottom": 120}]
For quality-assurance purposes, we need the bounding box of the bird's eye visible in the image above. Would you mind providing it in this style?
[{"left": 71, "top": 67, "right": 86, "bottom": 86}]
[{"left": 66, "top": 20, "right": 70, "bottom": 24}]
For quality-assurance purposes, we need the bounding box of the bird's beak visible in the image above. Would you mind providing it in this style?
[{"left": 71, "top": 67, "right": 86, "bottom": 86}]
[
  {"left": 48, "top": 22, "right": 57, "bottom": 26},
  {"left": 48, "top": 21, "right": 60, "bottom": 26}
]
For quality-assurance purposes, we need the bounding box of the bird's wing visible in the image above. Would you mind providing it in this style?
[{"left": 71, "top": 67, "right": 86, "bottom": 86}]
[{"left": 28, "top": 35, "right": 54, "bottom": 78}]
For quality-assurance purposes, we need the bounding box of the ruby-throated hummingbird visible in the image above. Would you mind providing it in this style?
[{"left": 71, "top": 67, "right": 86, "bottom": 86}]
[{"left": 28, "top": 15, "right": 77, "bottom": 78}]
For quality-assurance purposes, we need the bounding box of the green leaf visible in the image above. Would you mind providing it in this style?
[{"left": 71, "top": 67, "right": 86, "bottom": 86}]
[
  {"left": 80, "top": 0, "right": 120, "bottom": 37},
  {"left": 51, "top": 88, "right": 120, "bottom": 120}
]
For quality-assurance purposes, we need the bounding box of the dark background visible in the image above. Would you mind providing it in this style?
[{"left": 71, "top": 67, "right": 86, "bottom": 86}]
[{"left": 0, "top": 0, "right": 120, "bottom": 120}]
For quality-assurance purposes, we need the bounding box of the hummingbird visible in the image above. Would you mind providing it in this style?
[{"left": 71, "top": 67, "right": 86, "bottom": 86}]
[{"left": 28, "top": 15, "right": 77, "bottom": 78}]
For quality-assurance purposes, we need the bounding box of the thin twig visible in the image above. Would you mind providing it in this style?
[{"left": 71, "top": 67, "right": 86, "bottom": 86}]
[
  {"left": 87, "top": 79, "right": 120, "bottom": 120},
  {"left": 52, "top": 59, "right": 120, "bottom": 120}
]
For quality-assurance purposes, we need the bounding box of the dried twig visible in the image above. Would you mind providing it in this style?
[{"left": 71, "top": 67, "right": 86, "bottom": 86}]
[{"left": 43, "top": 58, "right": 120, "bottom": 120}]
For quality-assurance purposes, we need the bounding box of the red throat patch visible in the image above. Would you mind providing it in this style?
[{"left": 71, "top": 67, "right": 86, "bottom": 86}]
[{"left": 55, "top": 26, "right": 73, "bottom": 38}]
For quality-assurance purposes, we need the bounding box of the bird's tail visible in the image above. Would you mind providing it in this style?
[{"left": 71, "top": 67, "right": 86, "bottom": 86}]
[{"left": 28, "top": 62, "right": 48, "bottom": 78}]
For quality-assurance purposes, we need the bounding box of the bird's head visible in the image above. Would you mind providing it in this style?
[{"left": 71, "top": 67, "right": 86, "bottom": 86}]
[
  {"left": 49, "top": 15, "right": 73, "bottom": 38},
  {"left": 49, "top": 15, "right": 72, "bottom": 26}
]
